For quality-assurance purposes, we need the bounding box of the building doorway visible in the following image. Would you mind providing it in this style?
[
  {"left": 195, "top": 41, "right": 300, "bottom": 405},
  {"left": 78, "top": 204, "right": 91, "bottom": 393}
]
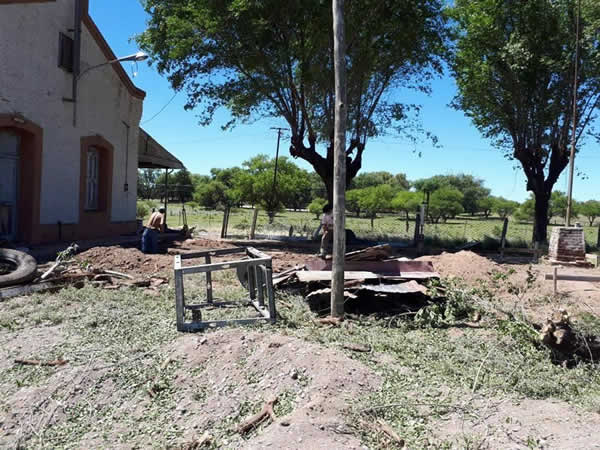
[{"left": 0, "top": 131, "right": 20, "bottom": 241}]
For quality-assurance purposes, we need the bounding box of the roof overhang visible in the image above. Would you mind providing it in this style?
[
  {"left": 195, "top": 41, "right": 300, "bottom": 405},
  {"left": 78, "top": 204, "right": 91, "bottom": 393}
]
[{"left": 138, "top": 128, "right": 185, "bottom": 170}]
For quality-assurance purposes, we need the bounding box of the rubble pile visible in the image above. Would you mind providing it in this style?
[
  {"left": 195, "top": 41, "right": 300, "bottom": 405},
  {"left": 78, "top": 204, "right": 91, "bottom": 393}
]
[{"left": 273, "top": 245, "right": 440, "bottom": 314}]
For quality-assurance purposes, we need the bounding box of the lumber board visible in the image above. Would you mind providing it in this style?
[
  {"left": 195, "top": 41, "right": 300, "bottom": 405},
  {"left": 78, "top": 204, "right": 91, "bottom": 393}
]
[
  {"left": 296, "top": 271, "right": 379, "bottom": 282},
  {"left": 544, "top": 273, "right": 600, "bottom": 282},
  {"left": 0, "top": 282, "right": 60, "bottom": 300}
]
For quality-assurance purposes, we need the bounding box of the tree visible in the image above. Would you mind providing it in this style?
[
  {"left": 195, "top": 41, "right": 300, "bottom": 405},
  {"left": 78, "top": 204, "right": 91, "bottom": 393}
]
[
  {"left": 358, "top": 185, "right": 394, "bottom": 228},
  {"left": 549, "top": 191, "right": 570, "bottom": 221},
  {"left": 138, "top": 0, "right": 447, "bottom": 202},
  {"left": 477, "top": 196, "right": 494, "bottom": 219},
  {"left": 492, "top": 197, "right": 519, "bottom": 219},
  {"left": 514, "top": 197, "right": 535, "bottom": 222},
  {"left": 346, "top": 189, "right": 363, "bottom": 217},
  {"left": 137, "top": 169, "right": 161, "bottom": 200},
  {"left": 236, "top": 154, "right": 312, "bottom": 221},
  {"left": 194, "top": 181, "right": 235, "bottom": 210},
  {"left": 413, "top": 174, "right": 490, "bottom": 215},
  {"left": 308, "top": 198, "right": 327, "bottom": 220},
  {"left": 428, "top": 188, "right": 464, "bottom": 223},
  {"left": 391, "top": 191, "right": 421, "bottom": 231},
  {"left": 579, "top": 200, "right": 600, "bottom": 226},
  {"left": 449, "top": 0, "right": 600, "bottom": 242},
  {"left": 351, "top": 171, "right": 410, "bottom": 191}
]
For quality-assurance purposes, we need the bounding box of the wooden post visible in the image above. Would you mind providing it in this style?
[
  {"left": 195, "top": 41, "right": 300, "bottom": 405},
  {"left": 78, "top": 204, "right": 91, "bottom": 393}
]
[
  {"left": 500, "top": 217, "right": 509, "bottom": 261},
  {"left": 597, "top": 224, "right": 600, "bottom": 248},
  {"left": 250, "top": 208, "right": 259, "bottom": 239},
  {"left": 205, "top": 255, "right": 213, "bottom": 303},
  {"left": 533, "top": 241, "right": 540, "bottom": 263},
  {"left": 331, "top": 0, "right": 347, "bottom": 319},
  {"left": 220, "top": 207, "right": 230, "bottom": 239},
  {"left": 553, "top": 267, "right": 558, "bottom": 295}
]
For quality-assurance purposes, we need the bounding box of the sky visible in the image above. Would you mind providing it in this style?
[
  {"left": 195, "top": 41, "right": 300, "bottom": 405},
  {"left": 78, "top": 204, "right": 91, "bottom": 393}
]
[{"left": 89, "top": 1, "right": 599, "bottom": 203}]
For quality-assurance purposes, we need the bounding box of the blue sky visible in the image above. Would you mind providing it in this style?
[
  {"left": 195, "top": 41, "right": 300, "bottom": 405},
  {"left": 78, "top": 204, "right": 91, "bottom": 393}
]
[{"left": 90, "top": 1, "right": 599, "bottom": 203}]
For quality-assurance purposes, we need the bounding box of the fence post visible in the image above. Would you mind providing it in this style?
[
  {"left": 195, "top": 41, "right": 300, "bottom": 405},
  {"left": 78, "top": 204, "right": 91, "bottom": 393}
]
[
  {"left": 220, "top": 207, "right": 230, "bottom": 239},
  {"left": 597, "top": 224, "right": 600, "bottom": 248},
  {"left": 500, "top": 217, "right": 509, "bottom": 261},
  {"left": 250, "top": 208, "right": 259, "bottom": 240}
]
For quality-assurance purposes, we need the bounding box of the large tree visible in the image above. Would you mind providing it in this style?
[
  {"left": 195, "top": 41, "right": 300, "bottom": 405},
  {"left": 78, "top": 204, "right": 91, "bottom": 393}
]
[
  {"left": 449, "top": 0, "right": 600, "bottom": 242},
  {"left": 138, "top": 0, "right": 447, "bottom": 201}
]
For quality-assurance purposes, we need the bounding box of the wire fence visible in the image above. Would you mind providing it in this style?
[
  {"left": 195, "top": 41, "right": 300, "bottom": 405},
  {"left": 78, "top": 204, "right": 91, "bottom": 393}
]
[{"left": 152, "top": 203, "right": 600, "bottom": 250}]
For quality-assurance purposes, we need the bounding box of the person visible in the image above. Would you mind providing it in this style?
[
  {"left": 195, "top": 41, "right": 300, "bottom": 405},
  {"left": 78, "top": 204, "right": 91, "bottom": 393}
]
[
  {"left": 141, "top": 207, "right": 165, "bottom": 254},
  {"left": 319, "top": 203, "right": 333, "bottom": 257}
]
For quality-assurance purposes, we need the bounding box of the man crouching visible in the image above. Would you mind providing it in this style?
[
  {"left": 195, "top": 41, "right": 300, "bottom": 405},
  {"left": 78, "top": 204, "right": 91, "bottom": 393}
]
[{"left": 141, "top": 207, "right": 165, "bottom": 254}]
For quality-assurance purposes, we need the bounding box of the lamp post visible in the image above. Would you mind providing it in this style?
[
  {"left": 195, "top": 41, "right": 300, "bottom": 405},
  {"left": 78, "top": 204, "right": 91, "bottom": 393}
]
[{"left": 72, "top": 52, "right": 148, "bottom": 126}]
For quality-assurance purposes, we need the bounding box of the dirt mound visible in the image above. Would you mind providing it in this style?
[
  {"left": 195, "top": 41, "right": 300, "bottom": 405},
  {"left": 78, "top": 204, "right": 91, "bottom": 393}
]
[
  {"left": 163, "top": 329, "right": 380, "bottom": 449},
  {"left": 75, "top": 240, "right": 317, "bottom": 278},
  {"left": 417, "top": 250, "right": 499, "bottom": 283}
]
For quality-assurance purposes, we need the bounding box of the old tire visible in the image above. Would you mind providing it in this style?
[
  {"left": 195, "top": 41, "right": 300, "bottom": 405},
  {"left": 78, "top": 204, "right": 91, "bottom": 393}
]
[{"left": 0, "top": 249, "right": 38, "bottom": 288}]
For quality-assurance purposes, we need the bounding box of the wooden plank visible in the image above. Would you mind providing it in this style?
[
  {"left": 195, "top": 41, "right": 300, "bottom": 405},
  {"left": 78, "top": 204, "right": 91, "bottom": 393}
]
[
  {"left": 180, "top": 317, "right": 269, "bottom": 331},
  {"left": 0, "top": 282, "right": 60, "bottom": 301},
  {"left": 544, "top": 273, "right": 600, "bottom": 282},
  {"left": 296, "top": 271, "right": 379, "bottom": 282}
]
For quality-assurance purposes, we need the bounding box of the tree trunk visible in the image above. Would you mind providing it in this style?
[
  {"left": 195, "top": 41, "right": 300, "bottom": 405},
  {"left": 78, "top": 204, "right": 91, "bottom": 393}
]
[{"left": 533, "top": 191, "right": 551, "bottom": 243}]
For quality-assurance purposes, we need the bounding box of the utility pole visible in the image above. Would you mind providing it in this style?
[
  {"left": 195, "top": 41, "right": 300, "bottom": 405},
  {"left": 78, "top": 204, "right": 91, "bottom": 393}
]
[
  {"left": 331, "top": 0, "right": 347, "bottom": 318},
  {"left": 269, "top": 127, "right": 287, "bottom": 223},
  {"left": 566, "top": 0, "right": 581, "bottom": 227}
]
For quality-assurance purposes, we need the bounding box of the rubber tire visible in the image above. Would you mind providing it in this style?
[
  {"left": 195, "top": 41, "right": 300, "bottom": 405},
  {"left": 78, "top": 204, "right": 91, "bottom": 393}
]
[{"left": 0, "top": 249, "right": 38, "bottom": 288}]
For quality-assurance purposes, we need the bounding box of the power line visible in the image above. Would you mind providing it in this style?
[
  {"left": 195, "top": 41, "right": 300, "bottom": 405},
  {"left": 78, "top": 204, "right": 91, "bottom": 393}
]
[{"left": 141, "top": 92, "right": 178, "bottom": 125}]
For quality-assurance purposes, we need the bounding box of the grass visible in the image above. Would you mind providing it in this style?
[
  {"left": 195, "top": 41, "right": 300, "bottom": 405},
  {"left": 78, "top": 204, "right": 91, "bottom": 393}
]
[
  {"left": 1, "top": 268, "right": 600, "bottom": 448},
  {"left": 147, "top": 202, "right": 599, "bottom": 250}
]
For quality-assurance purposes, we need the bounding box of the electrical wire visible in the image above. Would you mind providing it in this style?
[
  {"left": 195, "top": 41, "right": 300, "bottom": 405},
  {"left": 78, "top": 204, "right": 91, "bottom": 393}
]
[{"left": 141, "top": 92, "right": 178, "bottom": 125}]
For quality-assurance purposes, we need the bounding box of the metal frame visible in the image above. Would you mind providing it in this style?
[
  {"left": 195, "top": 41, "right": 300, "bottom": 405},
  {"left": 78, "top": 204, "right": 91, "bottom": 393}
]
[{"left": 174, "top": 247, "right": 276, "bottom": 331}]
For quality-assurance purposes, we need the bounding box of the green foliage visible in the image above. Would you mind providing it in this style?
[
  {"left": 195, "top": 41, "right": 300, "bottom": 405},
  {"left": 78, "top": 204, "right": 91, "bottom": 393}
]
[
  {"left": 357, "top": 185, "right": 395, "bottom": 228},
  {"left": 136, "top": 201, "right": 150, "bottom": 219},
  {"left": 155, "top": 169, "right": 195, "bottom": 202},
  {"left": 579, "top": 200, "right": 600, "bottom": 226},
  {"left": 448, "top": 0, "right": 600, "bottom": 241},
  {"left": 345, "top": 190, "right": 363, "bottom": 217},
  {"left": 237, "top": 154, "right": 312, "bottom": 217},
  {"left": 137, "top": 0, "right": 447, "bottom": 195},
  {"left": 308, "top": 198, "right": 327, "bottom": 220},
  {"left": 428, "top": 188, "right": 464, "bottom": 223},
  {"left": 549, "top": 191, "right": 569, "bottom": 219},
  {"left": 350, "top": 171, "right": 410, "bottom": 191},
  {"left": 493, "top": 196, "right": 519, "bottom": 219},
  {"left": 514, "top": 197, "right": 535, "bottom": 222},
  {"left": 414, "top": 174, "right": 490, "bottom": 214}
]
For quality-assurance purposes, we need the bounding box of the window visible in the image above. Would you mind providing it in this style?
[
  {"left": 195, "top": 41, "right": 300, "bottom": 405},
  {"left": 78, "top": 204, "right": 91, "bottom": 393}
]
[
  {"left": 58, "top": 33, "right": 74, "bottom": 72},
  {"left": 85, "top": 147, "right": 99, "bottom": 210}
]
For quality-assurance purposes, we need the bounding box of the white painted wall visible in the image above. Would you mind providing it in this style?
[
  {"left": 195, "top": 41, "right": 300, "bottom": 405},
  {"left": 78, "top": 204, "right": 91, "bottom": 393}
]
[{"left": 0, "top": 0, "right": 143, "bottom": 226}]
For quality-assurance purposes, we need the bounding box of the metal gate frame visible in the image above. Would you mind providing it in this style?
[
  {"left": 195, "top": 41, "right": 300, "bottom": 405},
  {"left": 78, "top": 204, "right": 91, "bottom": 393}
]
[{"left": 174, "top": 247, "right": 276, "bottom": 332}]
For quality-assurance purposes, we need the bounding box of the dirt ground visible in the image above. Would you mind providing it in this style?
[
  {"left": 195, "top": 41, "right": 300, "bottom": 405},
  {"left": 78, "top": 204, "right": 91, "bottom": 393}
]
[
  {"left": 417, "top": 250, "right": 600, "bottom": 323},
  {"left": 74, "top": 238, "right": 319, "bottom": 277},
  {"left": 3, "top": 239, "right": 600, "bottom": 448},
  {"left": 75, "top": 239, "right": 600, "bottom": 323}
]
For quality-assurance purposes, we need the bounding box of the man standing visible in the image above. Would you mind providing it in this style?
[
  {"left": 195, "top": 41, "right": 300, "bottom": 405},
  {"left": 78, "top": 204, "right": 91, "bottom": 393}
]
[
  {"left": 319, "top": 203, "right": 333, "bottom": 257},
  {"left": 141, "top": 207, "right": 165, "bottom": 254}
]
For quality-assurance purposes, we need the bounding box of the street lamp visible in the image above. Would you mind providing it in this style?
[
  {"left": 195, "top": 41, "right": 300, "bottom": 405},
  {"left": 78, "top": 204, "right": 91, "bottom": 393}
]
[{"left": 72, "top": 51, "right": 149, "bottom": 125}]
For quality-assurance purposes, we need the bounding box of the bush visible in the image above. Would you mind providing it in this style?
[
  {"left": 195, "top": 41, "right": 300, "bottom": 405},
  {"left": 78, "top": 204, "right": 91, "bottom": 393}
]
[
  {"left": 308, "top": 198, "right": 327, "bottom": 219},
  {"left": 136, "top": 201, "right": 150, "bottom": 219}
]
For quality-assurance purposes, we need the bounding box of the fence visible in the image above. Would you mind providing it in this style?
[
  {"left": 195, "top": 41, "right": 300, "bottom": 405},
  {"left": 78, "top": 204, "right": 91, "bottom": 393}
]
[
  {"left": 424, "top": 216, "right": 600, "bottom": 251},
  {"left": 156, "top": 203, "right": 600, "bottom": 250}
]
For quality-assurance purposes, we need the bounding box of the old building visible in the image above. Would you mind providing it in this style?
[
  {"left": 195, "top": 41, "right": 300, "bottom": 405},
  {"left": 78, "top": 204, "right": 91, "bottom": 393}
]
[{"left": 0, "top": 0, "right": 177, "bottom": 244}]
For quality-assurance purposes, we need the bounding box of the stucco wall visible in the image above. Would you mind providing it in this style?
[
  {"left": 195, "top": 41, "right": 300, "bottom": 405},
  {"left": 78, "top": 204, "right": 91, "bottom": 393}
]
[{"left": 0, "top": 0, "right": 143, "bottom": 229}]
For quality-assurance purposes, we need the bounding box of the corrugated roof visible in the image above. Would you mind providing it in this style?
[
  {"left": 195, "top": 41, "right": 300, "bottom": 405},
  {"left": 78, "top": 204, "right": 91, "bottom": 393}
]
[{"left": 138, "top": 128, "right": 185, "bottom": 170}]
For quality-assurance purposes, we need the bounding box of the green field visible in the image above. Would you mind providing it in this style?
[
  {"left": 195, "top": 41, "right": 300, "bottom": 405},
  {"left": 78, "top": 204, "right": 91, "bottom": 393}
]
[{"left": 141, "top": 201, "right": 599, "bottom": 250}]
